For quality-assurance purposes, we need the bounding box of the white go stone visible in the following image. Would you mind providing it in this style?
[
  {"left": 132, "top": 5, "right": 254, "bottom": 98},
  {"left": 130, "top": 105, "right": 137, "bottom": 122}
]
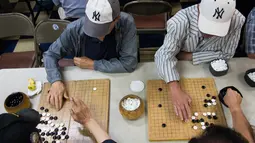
[
  {"left": 42, "top": 113, "right": 46, "bottom": 116},
  {"left": 194, "top": 112, "right": 199, "bottom": 116},
  {"left": 207, "top": 112, "right": 211, "bottom": 116},
  {"left": 211, "top": 99, "right": 216, "bottom": 102},
  {"left": 202, "top": 126, "right": 206, "bottom": 130},
  {"left": 192, "top": 116, "right": 196, "bottom": 120},
  {"left": 41, "top": 117, "right": 46, "bottom": 121},
  {"left": 48, "top": 120, "right": 52, "bottom": 124},
  {"left": 212, "top": 112, "right": 216, "bottom": 116},
  {"left": 50, "top": 128, "right": 55, "bottom": 132},
  {"left": 58, "top": 127, "right": 63, "bottom": 130},
  {"left": 203, "top": 113, "right": 207, "bottom": 116},
  {"left": 213, "top": 102, "right": 217, "bottom": 105},
  {"left": 56, "top": 141, "right": 60, "bottom": 143},
  {"left": 58, "top": 132, "right": 62, "bottom": 135},
  {"left": 50, "top": 123, "right": 55, "bottom": 127},
  {"left": 45, "top": 117, "right": 49, "bottom": 121},
  {"left": 207, "top": 103, "right": 212, "bottom": 106},
  {"left": 60, "top": 123, "right": 65, "bottom": 127},
  {"left": 193, "top": 126, "right": 198, "bottom": 130},
  {"left": 93, "top": 87, "right": 97, "bottom": 91},
  {"left": 55, "top": 124, "right": 60, "bottom": 128},
  {"left": 46, "top": 113, "right": 50, "bottom": 117},
  {"left": 201, "top": 122, "right": 205, "bottom": 126},
  {"left": 61, "top": 135, "right": 65, "bottom": 140}
]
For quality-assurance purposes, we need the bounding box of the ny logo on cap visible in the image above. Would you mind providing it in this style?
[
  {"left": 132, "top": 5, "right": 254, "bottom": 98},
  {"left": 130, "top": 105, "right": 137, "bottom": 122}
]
[
  {"left": 213, "top": 7, "right": 225, "bottom": 19},
  {"left": 92, "top": 11, "right": 100, "bottom": 21}
]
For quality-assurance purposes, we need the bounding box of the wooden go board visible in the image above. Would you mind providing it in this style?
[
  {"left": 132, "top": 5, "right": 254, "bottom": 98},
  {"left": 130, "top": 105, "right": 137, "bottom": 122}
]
[
  {"left": 37, "top": 79, "right": 110, "bottom": 143},
  {"left": 147, "top": 78, "right": 227, "bottom": 141}
]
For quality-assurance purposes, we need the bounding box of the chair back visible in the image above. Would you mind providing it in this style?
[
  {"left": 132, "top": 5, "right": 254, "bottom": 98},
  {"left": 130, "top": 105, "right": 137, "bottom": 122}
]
[
  {"left": 35, "top": 19, "right": 70, "bottom": 44},
  {"left": 123, "top": 1, "right": 172, "bottom": 16},
  {"left": 0, "top": 13, "right": 34, "bottom": 38}
]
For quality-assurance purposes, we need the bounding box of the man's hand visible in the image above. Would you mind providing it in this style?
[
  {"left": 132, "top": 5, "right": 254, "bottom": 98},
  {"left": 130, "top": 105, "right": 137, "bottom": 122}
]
[
  {"left": 176, "top": 52, "right": 192, "bottom": 61},
  {"left": 224, "top": 88, "right": 242, "bottom": 112},
  {"left": 169, "top": 82, "right": 192, "bottom": 121},
  {"left": 74, "top": 57, "right": 94, "bottom": 70},
  {"left": 70, "top": 97, "right": 92, "bottom": 126},
  {"left": 47, "top": 81, "right": 67, "bottom": 110}
]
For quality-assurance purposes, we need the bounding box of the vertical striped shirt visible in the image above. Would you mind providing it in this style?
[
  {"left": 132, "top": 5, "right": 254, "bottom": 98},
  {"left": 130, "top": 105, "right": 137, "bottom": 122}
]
[
  {"left": 155, "top": 5, "right": 245, "bottom": 83},
  {"left": 246, "top": 8, "right": 255, "bottom": 54}
]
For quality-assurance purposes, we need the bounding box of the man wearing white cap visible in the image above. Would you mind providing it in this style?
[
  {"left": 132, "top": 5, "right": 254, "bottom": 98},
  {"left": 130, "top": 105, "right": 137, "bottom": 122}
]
[
  {"left": 155, "top": 0, "right": 245, "bottom": 121},
  {"left": 43, "top": 0, "right": 137, "bottom": 110}
]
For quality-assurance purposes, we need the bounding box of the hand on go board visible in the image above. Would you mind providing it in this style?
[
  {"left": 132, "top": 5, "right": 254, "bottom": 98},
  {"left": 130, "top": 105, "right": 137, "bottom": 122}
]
[
  {"left": 224, "top": 88, "right": 242, "bottom": 112},
  {"left": 47, "top": 81, "right": 67, "bottom": 110},
  {"left": 74, "top": 57, "right": 94, "bottom": 70},
  {"left": 170, "top": 85, "right": 192, "bottom": 121},
  {"left": 70, "top": 97, "right": 92, "bottom": 126}
]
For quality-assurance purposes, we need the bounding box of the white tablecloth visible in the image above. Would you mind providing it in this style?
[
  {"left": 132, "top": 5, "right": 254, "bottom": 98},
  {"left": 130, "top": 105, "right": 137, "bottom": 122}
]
[{"left": 0, "top": 58, "right": 255, "bottom": 143}]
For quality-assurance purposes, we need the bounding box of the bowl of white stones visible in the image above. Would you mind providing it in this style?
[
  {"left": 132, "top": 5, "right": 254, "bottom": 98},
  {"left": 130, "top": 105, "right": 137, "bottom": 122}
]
[
  {"left": 119, "top": 95, "right": 144, "bottom": 120},
  {"left": 209, "top": 59, "right": 229, "bottom": 77},
  {"left": 244, "top": 69, "right": 255, "bottom": 87}
]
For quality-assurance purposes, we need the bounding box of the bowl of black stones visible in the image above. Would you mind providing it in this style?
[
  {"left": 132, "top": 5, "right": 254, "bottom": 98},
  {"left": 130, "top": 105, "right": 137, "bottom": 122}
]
[
  {"left": 218, "top": 86, "right": 243, "bottom": 108},
  {"left": 4, "top": 92, "right": 31, "bottom": 113},
  {"left": 244, "top": 68, "right": 255, "bottom": 87},
  {"left": 209, "top": 59, "right": 229, "bottom": 77}
]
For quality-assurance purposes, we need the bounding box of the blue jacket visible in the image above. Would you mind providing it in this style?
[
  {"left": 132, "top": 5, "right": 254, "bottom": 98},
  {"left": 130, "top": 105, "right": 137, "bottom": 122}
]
[{"left": 43, "top": 12, "right": 138, "bottom": 83}]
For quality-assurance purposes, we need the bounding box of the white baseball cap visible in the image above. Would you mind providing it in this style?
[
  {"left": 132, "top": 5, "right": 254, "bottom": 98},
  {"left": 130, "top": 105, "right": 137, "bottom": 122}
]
[
  {"left": 84, "top": 0, "right": 120, "bottom": 37},
  {"left": 198, "top": 0, "right": 236, "bottom": 37}
]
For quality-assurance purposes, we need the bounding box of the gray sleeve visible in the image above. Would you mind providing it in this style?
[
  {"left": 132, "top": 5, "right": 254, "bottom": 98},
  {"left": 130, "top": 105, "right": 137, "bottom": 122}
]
[
  {"left": 43, "top": 28, "right": 75, "bottom": 84},
  {"left": 94, "top": 16, "right": 138, "bottom": 73}
]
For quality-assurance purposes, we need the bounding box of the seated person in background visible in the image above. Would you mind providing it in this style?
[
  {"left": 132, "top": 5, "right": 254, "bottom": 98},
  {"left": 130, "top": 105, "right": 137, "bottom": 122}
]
[
  {"left": 44, "top": 0, "right": 137, "bottom": 110},
  {"left": 189, "top": 89, "right": 254, "bottom": 143},
  {"left": 246, "top": 8, "right": 255, "bottom": 59},
  {"left": 155, "top": 0, "right": 245, "bottom": 121},
  {"left": 70, "top": 97, "right": 116, "bottom": 143},
  {"left": 52, "top": 0, "right": 85, "bottom": 21}
]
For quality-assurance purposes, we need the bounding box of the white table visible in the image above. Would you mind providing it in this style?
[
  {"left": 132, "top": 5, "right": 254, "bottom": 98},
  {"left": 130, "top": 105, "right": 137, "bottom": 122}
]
[{"left": 0, "top": 58, "right": 255, "bottom": 143}]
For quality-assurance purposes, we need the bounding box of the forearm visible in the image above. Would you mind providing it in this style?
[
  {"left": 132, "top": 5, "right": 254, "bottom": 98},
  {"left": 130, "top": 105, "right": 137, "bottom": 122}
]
[
  {"left": 192, "top": 51, "right": 223, "bottom": 65},
  {"left": 168, "top": 81, "right": 181, "bottom": 93},
  {"left": 231, "top": 109, "right": 254, "bottom": 143},
  {"left": 84, "top": 119, "right": 111, "bottom": 143},
  {"left": 94, "top": 57, "right": 137, "bottom": 73}
]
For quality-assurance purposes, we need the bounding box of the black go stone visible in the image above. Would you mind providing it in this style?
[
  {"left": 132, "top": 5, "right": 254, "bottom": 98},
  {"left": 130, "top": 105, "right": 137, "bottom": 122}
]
[
  {"left": 62, "top": 127, "right": 67, "bottom": 130},
  {"left": 196, "top": 119, "right": 200, "bottom": 123},
  {"left": 205, "top": 122, "right": 209, "bottom": 126},
  {"left": 204, "top": 104, "right": 208, "bottom": 107},
  {"left": 158, "top": 104, "right": 162, "bottom": 108},
  {"left": 208, "top": 115, "right": 212, "bottom": 119},
  {"left": 46, "top": 132, "right": 50, "bottom": 136},
  {"left": 162, "top": 123, "right": 166, "bottom": 128},
  {"left": 38, "top": 129, "right": 41, "bottom": 132},
  {"left": 208, "top": 100, "right": 212, "bottom": 103},
  {"left": 210, "top": 123, "right": 214, "bottom": 126},
  {"left": 52, "top": 141, "right": 56, "bottom": 143},
  {"left": 51, "top": 132, "right": 55, "bottom": 136},
  {"left": 204, "top": 99, "right": 208, "bottom": 103},
  {"left": 158, "top": 88, "right": 163, "bottom": 92},
  {"left": 65, "top": 135, "right": 69, "bottom": 139},
  {"left": 192, "top": 120, "right": 196, "bottom": 123},
  {"left": 200, "top": 118, "right": 204, "bottom": 122},
  {"left": 40, "top": 114, "right": 42, "bottom": 117},
  {"left": 41, "top": 132, "right": 45, "bottom": 136},
  {"left": 45, "top": 109, "right": 49, "bottom": 112},
  {"left": 40, "top": 107, "right": 44, "bottom": 110},
  {"left": 41, "top": 137, "right": 45, "bottom": 141},
  {"left": 202, "top": 86, "right": 206, "bottom": 89},
  {"left": 54, "top": 128, "right": 58, "bottom": 132},
  {"left": 206, "top": 94, "right": 211, "bottom": 97},
  {"left": 212, "top": 96, "right": 217, "bottom": 99},
  {"left": 61, "top": 131, "right": 66, "bottom": 135},
  {"left": 213, "top": 116, "right": 218, "bottom": 120},
  {"left": 50, "top": 116, "right": 53, "bottom": 120},
  {"left": 53, "top": 136, "right": 57, "bottom": 140},
  {"left": 44, "top": 141, "right": 48, "bottom": 143},
  {"left": 57, "top": 135, "right": 61, "bottom": 140},
  {"left": 45, "top": 121, "right": 48, "bottom": 125},
  {"left": 54, "top": 116, "right": 58, "bottom": 120}
]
